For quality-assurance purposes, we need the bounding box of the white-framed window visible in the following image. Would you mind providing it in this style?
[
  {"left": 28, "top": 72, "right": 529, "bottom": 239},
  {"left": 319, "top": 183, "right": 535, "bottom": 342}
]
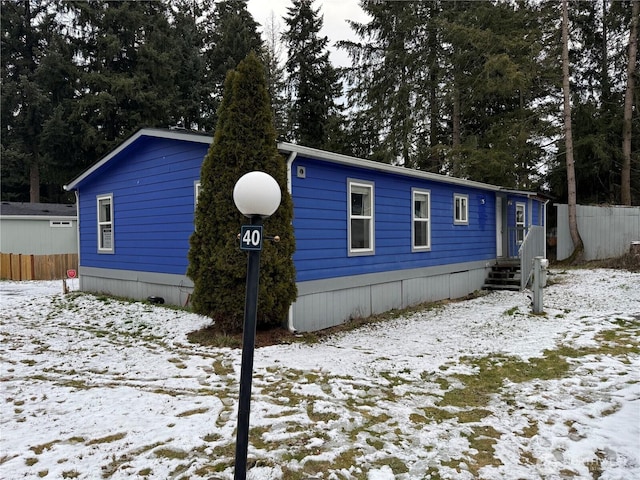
[
  {"left": 348, "top": 179, "right": 374, "bottom": 255},
  {"left": 515, "top": 202, "right": 526, "bottom": 243},
  {"left": 454, "top": 194, "right": 468, "bottom": 225},
  {"left": 97, "top": 194, "right": 114, "bottom": 253},
  {"left": 412, "top": 188, "right": 431, "bottom": 251},
  {"left": 194, "top": 180, "right": 201, "bottom": 209},
  {"left": 50, "top": 220, "right": 72, "bottom": 227}
]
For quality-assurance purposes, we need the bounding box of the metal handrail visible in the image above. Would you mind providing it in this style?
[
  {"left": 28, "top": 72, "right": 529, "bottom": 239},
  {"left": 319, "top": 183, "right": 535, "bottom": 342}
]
[{"left": 518, "top": 226, "right": 545, "bottom": 290}]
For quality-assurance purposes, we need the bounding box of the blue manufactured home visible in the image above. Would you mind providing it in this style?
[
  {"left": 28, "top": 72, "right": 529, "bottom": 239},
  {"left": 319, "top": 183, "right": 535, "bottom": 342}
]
[{"left": 65, "top": 128, "right": 547, "bottom": 332}]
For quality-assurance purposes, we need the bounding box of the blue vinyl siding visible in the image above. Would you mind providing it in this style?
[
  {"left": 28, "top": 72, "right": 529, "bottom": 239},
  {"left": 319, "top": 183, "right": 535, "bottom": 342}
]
[
  {"left": 73, "top": 132, "right": 545, "bottom": 283},
  {"left": 291, "top": 157, "right": 498, "bottom": 282},
  {"left": 77, "top": 137, "right": 208, "bottom": 275}
]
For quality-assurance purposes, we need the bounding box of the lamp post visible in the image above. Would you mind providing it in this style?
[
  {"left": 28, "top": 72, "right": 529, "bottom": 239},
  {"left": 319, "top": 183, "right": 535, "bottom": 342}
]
[{"left": 232, "top": 171, "right": 281, "bottom": 480}]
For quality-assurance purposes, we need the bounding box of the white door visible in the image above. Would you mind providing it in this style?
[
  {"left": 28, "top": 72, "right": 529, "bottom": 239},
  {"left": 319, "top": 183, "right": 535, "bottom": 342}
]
[{"left": 496, "top": 197, "right": 503, "bottom": 257}]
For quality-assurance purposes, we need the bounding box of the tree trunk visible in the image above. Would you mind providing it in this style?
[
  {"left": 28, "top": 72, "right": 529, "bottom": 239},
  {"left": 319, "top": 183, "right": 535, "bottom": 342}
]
[
  {"left": 451, "top": 77, "right": 461, "bottom": 177},
  {"left": 562, "top": 0, "right": 583, "bottom": 260},
  {"left": 622, "top": 0, "right": 639, "bottom": 206},
  {"left": 427, "top": 0, "right": 440, "bottom": 173},
  {"left": 30, "top": 161, "right": 40, "bottom": 203}
]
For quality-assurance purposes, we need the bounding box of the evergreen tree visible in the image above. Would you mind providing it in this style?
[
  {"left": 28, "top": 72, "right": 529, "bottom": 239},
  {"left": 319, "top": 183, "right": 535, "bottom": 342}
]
[
  {"left": 441, "top": 0, "right": 552, "bottom": 188},
  {"left": 66, "top": 1, "right": 177, "bottom": 155},
  {"left": 283, "top": 0, "right": 342, "bottom": 149},
  {"left": 168, "top": 0, "right": 215, "bottom": 131},
  {"left": 187, "top": 51, "right": 296, "bottom": 333},
  {"left": 261, "top": 12, "right": 288, "bottom": 140},
  {"left": 1, "top": 0, "right": 76, "bottom": 203},
  {"left": 546, "top": 0, "right": 639, "bottom": 205},
  {"left": 205, "top": 0, "right": 262, "bottom": 130},
  {"left": 340, "top": 0, "right": 429, "bottom": 166},
  {"left": 622, "top": 0, "right": 639, "bottom": 205}
]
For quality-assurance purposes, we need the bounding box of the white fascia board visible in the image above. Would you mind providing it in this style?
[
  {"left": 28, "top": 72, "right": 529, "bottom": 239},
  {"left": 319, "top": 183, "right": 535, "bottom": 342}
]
[
  {"left": 64, "top": 128, "right": 213, "bottom": 191},
  {"left": 0, "top": 215, "right": 77, "bottom": 221},
  {"left": 277, "top": 142, "right": 503, "bottom": 192}
]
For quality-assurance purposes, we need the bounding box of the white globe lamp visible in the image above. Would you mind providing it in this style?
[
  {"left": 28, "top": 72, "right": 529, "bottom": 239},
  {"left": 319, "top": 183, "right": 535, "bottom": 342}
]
[{"left": 233, "top": 171, "right": 281, "bottom": 218}]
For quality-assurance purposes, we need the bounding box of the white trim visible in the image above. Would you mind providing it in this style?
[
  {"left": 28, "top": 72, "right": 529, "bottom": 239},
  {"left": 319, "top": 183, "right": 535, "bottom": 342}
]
[
  {"left": 515, "top": 202, "right": 526, "bottom": 244},
  {"left": 411, "top": 188, "right": 431, "bottom": 251},
  {"left": 348, "top": 179, "right": 375, "bottom": 256},
  {"left": 50, "top": 220, "right": 73, "bottom": 227},
  {"left": 278, "top": 142, "right": 502, "bottom": 192},
  {"left": 0, "top": 215, "right": 76, "bottom": 221},
  {"left": 454, "top": 193, "right": 469, "bottom": 225},
  {"left": 64, "top": 129, "right": 213, "bottom": 191},
  {"left": 194, "top": 180, "right": 201, "bottom": 209},
  {"left": 97, "top": 194, "right": 114, "bottom": 253}
]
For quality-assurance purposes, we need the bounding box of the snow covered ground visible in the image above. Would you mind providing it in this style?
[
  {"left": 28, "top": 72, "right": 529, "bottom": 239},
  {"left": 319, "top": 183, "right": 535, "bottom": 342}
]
[{"left": 1, "top": 269, "right": 638, "bottom": 479}]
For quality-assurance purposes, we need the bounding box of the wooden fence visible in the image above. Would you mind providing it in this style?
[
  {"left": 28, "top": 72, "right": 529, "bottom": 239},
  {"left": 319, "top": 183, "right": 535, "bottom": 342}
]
[{"left": 0, "top": 253, "right": 78, "bottom": 281}]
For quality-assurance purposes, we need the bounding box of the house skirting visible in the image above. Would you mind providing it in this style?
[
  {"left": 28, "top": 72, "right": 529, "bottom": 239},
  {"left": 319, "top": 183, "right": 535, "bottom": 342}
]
[
  {"left": 78, "top": 267, "right": 194, "bottom": 307},
  {"left": 78, "top": 260, "right": 493, "bottom": 332},
  {"left": 292, "top": 260, "right": 491, "bottom": 332}
]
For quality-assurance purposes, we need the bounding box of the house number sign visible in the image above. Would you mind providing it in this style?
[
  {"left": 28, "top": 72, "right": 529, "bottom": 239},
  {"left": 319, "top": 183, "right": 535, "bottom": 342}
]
[{"left": 240, "top": 225, "right": 263, "bottom": 251}]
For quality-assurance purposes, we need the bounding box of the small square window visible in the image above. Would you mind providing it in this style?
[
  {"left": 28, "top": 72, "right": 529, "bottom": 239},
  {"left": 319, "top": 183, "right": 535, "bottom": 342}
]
[{"left": 454, "top": 194, "right": 468, "bottom": 225}]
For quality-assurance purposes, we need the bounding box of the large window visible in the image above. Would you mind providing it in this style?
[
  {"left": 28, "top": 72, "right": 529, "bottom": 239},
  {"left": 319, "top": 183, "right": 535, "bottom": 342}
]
[
  {"left": 516, "top": 202, "right": 526, "bottom": 243},
  {"left": 454, "top": 194, "right": 468, "bottom": 225},
  {"left": 348, "top": 180, "right": 374, "bottom": 255},
  {"left": 412, "top": 189, "right": 431, "bottom": 251},
  {"left": 97, "top": 194, "right": 114, "bottom": 253}
]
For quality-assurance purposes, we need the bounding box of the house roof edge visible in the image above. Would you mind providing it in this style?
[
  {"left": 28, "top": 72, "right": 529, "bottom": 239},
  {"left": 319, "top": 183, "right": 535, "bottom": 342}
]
[
  {"left": 64, "top": 128, "right": 213, "bottom": 191},
  {"left": 277, "top": 142, "right": 503, "bottom": 192}
]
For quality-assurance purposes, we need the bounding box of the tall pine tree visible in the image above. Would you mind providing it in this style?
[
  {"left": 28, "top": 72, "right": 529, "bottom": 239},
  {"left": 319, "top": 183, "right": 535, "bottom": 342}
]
[
  {"left": 187, "top": 52, "right": 296, "bottom": 333},
  {"left": 205, "top": 0, "right": 262, "bottom": 131},
  {"left": 67, "top": 1, "right": 178, "bottom": 157},
  {"left": 340, "top": 0, "right": 429, "bottom": 167},
  {"left": 1, "top": 0, "right": 74, "bottom": 202},
  {"left": 283, "top": 0, "right": 341, "bottom": 149}
]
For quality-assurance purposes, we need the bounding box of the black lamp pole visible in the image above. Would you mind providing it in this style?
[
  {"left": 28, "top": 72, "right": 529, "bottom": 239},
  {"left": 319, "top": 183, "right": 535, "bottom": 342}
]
[{"left": 234, "top": 214, "right": 263, "bottom": 480}]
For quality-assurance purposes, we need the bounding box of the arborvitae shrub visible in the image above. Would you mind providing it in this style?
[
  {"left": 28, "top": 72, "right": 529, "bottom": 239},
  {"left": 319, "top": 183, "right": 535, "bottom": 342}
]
[{"left": 187, "top": 52, "right": 297, "bottom": 333}]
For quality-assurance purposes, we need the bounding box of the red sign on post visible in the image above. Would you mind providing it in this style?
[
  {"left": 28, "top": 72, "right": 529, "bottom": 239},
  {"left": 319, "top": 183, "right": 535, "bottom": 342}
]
[{"left": 67, "top": 269, "right": 77, "bottom": 279}]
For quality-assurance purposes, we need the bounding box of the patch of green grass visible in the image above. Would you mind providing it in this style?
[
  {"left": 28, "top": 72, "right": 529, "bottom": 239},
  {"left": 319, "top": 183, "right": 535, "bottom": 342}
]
[
  {"left": 176, "top": 407, "right": 209, "bottom": 417},
  {"left": 153, "top": 448, "right": 188, "bottom": 460},
  {"left": 503, "top": 306, "right": 519, "bottom": 316},
  {"left": 372, "top": 455, "right": 409, "bottom": 474},
  {"left": 86, "top": 432, "right": 126, "bottom": 446},
  {"left": 441, "top": 350, "right": 576, "bottom": 408},
  {"left": 211, "top": 357, "right": 235, "bottom": 377},
  {"left": 100, "top": 442, "right": 164, "bottom": 478},
  {"left": 521, "top": 419, "right": 539, "bottom": 438},
  {"left": 30, "top": 441, "right": 57, "bottom": 455}
]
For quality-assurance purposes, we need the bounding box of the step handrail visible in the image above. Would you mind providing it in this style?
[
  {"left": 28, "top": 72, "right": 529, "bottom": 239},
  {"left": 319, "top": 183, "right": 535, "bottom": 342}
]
[{"left": 518, "top": 225, "right": 545, "bottom": 290}]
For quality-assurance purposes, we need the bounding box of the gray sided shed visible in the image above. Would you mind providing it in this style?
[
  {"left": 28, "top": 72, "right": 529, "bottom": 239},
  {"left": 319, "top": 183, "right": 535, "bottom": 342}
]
[{"left": 0, "top": 202, "right": 78, "bottom": 255}]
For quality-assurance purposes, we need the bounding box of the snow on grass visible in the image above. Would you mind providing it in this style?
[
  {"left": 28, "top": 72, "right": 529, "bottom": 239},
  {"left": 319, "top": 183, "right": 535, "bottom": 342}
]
[{"left": 1, "top": 269, "right": 638, "bottom": 479}]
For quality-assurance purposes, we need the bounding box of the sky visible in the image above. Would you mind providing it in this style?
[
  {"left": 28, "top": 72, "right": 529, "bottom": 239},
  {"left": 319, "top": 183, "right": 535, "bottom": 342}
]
[
  {"left": 247, "top": 0, "right": 370, "bottom": 67},
  {"left": 1, "top": 268, "right": 639, "bottom": 479}
]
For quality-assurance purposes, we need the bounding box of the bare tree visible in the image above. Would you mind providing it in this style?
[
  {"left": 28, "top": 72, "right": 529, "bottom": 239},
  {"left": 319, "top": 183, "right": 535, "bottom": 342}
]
[
  {"left": 562, "top": 0, "right": 583, "bottom": 259},
  {"left": 622, "top": 0, "right": 639, "bottom": 206}
]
